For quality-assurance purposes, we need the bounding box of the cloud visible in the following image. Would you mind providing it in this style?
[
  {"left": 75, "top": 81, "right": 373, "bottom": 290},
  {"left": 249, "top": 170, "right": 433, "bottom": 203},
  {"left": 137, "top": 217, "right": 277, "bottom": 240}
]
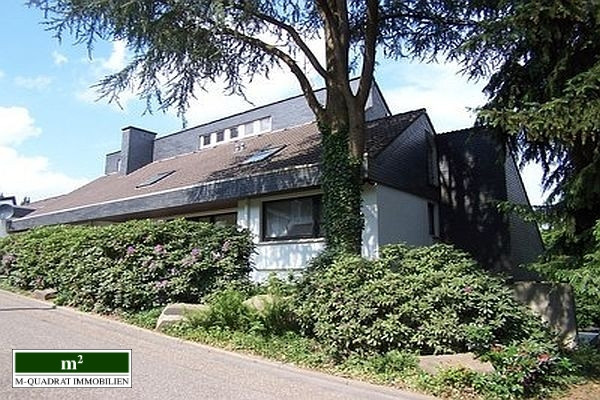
[
  {"left": 0, "top": 107, "right": 88, "bottom": 202},
  {"left": 102, "top": 40, "right": 128, "bottom": 72},
  {"left": 14, "top": 75, "right": 53, "bottom": 90},
  {"left": 0, "top": 146, "right": 88, "bottom": 202},
  {"left": 52, "top": 51, "right": 68, "bottom": 66},
  {"left": 381, "top": 61, "right": 487, "bottom": 133},
  {"left": 0, "top": 106, "right": 42, "bottom": 146},
  {"left": 76, "top": 40, "right": 132, "bottom": 109}
]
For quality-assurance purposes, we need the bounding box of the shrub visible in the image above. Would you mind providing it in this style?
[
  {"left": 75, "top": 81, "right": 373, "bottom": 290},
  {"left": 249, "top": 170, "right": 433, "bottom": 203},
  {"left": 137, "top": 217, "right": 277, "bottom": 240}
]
[
  {"left": 0, "top": 219, "right": 254, "bottom": 312},
  {"left": 295, "top": 243, "right": 552, "bottom": 357},
  {"left": 185, "top": 286, "right": 299, "bottom": 337},
  {"left": 530, "top": 219, "right": 600, "bottom": 329}
]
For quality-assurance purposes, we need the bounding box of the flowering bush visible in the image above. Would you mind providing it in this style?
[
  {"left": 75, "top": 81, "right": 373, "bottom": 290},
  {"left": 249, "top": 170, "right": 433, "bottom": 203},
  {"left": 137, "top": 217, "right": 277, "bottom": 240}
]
[
  {"left": 0, "top": 219, "right": 254, "bottom": 312},
  {"left": 295, "top": 243, "right": 554, "bottom": 357}
]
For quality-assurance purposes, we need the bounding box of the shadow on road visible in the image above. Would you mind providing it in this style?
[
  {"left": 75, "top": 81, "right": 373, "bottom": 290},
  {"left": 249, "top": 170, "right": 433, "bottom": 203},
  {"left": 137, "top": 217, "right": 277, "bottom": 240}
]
[{"left": 0, "top": 306, "right": 56, "bottom": 312}]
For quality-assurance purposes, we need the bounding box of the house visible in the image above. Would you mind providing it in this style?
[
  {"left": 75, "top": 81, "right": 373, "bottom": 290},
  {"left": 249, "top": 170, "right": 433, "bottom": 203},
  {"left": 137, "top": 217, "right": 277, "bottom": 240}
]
[{"left": 2, "top": 82, "right": 543, "bottom": 280}]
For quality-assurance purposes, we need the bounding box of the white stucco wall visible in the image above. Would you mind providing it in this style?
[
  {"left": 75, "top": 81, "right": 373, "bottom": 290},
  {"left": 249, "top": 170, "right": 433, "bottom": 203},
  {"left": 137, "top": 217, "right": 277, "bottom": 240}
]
[
  {"left": 237, "top": 185, "right": 435, "bottom": 280},
  {"left": 361, "top": 184, "right": 379, "bottom": 259},
  {"left": 236, "top": 192, "right": 326, "bottom": 281},
  {"left": 376, "top": 185, "right": 436, "bottom": 247},
  {"left": 238, "top": 186, "right": 381, "bottom": 280}
]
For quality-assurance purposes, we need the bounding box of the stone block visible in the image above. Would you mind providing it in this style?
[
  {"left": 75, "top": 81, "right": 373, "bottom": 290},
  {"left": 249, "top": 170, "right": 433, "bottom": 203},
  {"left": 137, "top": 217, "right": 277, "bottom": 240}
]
[
  {"left": 513, "top": 281, "right": 577, "bottom": 348},
  {"left": 418, "top": 353, "right": 494, "bottom": 374},
  {"left": 32, "top": 288, "right": 57, "bottom": 301}
]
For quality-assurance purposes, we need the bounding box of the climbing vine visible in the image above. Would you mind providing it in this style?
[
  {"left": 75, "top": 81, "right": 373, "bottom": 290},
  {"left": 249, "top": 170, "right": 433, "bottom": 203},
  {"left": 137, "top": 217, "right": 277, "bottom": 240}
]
[{"left": 319, "top": 122, "right": 364, "bottom": 254}]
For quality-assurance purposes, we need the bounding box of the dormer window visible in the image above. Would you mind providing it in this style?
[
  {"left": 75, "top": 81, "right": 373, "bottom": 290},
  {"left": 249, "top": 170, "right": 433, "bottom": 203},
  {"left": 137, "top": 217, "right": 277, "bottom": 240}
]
[{"left": 198, "top": 116, "right": 271, "bottom": 150}]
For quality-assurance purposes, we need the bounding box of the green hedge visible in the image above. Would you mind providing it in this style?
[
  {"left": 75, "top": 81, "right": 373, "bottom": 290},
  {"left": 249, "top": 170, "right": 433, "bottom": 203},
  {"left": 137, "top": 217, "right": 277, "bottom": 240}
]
[
  {"left": 295, "top": 243, "right": 553, "bottom": 357},
  {"left": 0, "top": 219, "right": 254, "bottom": 312}
]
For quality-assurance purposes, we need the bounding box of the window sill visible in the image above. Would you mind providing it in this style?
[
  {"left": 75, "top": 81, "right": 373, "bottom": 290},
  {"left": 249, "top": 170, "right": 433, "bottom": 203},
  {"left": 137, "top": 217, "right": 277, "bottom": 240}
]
[{"left": 257, "top": 237, "right": 326, "bottom": 246}]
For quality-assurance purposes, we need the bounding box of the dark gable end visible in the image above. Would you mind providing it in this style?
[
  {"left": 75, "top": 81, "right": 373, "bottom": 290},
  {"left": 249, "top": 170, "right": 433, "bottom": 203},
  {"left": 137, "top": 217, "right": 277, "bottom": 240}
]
[
  {"left": 436, "top": 127, "right": 543, "bottom": 277},
  {"left": 367, "top": 110, "right": 439, "bottom": 201}
]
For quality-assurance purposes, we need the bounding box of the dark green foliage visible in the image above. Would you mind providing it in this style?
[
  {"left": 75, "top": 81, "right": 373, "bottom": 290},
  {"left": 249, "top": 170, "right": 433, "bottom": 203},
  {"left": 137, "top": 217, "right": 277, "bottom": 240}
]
[
  {"left": 296, "top": 243, "right": 552, "bottom": 357},
  {"left": 457, "top": 0, "right": 600, "bottom": 254},
  {"left": 531, "top": 219, "right": 600, "bottom": 328},
  {"left": 0, "top": 219, "right": 253, "bottom": 312},
  {"left": 320, "top": 123, "right": 364, "bottom": 254},
  {"left": 185, "top": 285, "right": 299, "bottom": 337}
]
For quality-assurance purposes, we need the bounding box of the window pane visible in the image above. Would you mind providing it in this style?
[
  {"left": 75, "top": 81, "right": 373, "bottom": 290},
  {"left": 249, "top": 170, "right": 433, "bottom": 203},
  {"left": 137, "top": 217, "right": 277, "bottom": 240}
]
[
  {"left": 216, "top": 131, "right": 225, "bottom": 142},
  {"left": 244, "top": 122, "right": 254, "bottom": 136},
  {"left": 241, "top": 146, "right": 283, "bottom": 165},
  {"left": 187, "top": 215, "right": 211, "bottom": 223},
  {"left": 230, "top": 127, "right": 239, "bottom": 139},
  {"left": 202, "top": 135, "right": 211, "bottom": 146},
  {"left": 213, "top": 213, "right": 237, "bottom": 226},
  {"left": 259, "top": 117, "right": 271, "bottom": 132},
  {"left": 264, "top": 198, "right": 314, "bottom": 239},
  {"left": 428, "top": 203, "right": 435, "bottom": 235}
]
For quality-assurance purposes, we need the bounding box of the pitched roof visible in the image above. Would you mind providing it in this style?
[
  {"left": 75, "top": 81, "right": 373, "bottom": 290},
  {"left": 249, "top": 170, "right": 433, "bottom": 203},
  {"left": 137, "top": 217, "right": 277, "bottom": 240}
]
[
  {"left": 21, "top": 110, "right": 424, "bottom": 221},
  {"left": 366, "top": 109, "right": 425, "bottom": 157}
]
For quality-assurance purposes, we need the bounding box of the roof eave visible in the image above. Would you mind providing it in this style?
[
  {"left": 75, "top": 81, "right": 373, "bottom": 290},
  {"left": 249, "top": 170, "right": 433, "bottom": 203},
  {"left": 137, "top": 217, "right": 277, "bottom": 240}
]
[{"left": 9, "top": 164, "right": 321, "bottom": 232}]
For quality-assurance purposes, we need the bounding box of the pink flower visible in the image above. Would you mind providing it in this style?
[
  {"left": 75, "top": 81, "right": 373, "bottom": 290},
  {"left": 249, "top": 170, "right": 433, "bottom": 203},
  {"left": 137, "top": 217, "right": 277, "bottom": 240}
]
[
  {"left": 155, "top": 280, "right": 169, "bottom": 289},
  {"left": 2, "top": 254, "right": 15, "bottom": 264},
  {"left": 126, "top": 246, "right": 135, "bottom": 255},
  {"left": 154, "top": 244, "right": 166, "bottom": 254},
  {"left": 537, "top": 353, "right": 550, "bottom": 364},
  {"left": 463, "top": 286, "right": 473, "bottom": 293},
  {"left": 191, "top": 248, "right": 200, "bottom": 257},
  {"left": 221, "top": 240, "right": 231, "bottom": 253}
]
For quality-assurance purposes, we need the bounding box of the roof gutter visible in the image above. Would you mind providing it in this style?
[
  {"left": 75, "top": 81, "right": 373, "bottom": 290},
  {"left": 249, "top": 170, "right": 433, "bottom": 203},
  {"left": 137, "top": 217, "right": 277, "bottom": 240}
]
[{"left": 9, "top": 164, "right": 321, "bottom": 232}]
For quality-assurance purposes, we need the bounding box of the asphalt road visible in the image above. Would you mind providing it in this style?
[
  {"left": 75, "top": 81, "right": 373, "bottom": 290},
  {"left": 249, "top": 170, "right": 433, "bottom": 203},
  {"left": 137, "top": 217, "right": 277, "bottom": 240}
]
[{"left": 0, "top": 290, "right": 434, "bottom": 400}]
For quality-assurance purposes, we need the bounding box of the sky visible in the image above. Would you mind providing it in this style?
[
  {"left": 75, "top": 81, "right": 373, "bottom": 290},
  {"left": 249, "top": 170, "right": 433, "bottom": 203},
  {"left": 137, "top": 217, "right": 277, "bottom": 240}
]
[{"left": 0, "top": 2, "right": 546, "bottom": 205}]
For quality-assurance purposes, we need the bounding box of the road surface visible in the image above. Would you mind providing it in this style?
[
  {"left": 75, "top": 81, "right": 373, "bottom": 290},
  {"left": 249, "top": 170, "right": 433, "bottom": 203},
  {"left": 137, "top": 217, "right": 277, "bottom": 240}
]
[{"left": 0, "top": 289, "right": 434, "bottom": 400}]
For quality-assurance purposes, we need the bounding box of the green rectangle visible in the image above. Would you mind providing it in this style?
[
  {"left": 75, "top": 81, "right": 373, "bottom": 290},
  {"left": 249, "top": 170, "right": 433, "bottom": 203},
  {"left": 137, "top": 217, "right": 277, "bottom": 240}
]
[{"left": 14, "top": 351, "right": 129, "bottom": 373}]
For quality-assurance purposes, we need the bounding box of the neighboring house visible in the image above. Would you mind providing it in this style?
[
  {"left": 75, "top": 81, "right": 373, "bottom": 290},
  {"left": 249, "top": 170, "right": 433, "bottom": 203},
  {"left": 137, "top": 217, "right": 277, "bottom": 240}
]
[{"left": 4, "top": 82, "right": 543, "bottom": 280}]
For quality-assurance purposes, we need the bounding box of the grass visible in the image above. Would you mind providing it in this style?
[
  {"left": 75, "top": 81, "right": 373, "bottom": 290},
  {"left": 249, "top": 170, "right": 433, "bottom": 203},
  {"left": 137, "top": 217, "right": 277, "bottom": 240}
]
[{"left": 119, "top": 308, "right": 163, "bottom": 329}]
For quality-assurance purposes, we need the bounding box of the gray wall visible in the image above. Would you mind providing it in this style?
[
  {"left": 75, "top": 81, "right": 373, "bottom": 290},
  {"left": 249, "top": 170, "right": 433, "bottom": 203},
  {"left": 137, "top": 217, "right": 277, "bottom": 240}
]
[
  {"left": 437, "top": 128, "right": 512, "bottom": 273},
  {"left": 505, "top": 151, "right": 544, "bottom": 266},
  {"left": 105, "top": 151, "right": 121, "bottom": 175},
  {"left": 377, "top": 185, "right": 435, "bottom": 247},
  {"left": 370, "top": 114, "right": 438, "bottom": 201},
  {"left": 104, "top": 80, "right": 390, "bottom": 173}
]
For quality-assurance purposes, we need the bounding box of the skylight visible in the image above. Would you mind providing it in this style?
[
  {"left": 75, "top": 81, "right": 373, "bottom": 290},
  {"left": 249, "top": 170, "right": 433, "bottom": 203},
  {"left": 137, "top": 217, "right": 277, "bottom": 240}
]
[
  {"left": 241, "top": 146, "right": 284, "bottom": 165},
  {"left": 136, "top": 170, "right": 175, "bottom": 188}
]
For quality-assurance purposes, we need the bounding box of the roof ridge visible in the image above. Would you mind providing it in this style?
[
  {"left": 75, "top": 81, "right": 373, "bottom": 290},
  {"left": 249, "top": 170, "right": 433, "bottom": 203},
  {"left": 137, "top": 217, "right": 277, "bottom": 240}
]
[{"left": 439, "top": 126, "right": 488, "bottom": 135}]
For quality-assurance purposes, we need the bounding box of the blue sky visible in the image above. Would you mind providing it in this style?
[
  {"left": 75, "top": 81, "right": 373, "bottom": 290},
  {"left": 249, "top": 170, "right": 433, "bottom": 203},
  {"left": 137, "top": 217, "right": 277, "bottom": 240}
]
[{"left": 0, "top": 2, "right": 545, "bottom": 204}]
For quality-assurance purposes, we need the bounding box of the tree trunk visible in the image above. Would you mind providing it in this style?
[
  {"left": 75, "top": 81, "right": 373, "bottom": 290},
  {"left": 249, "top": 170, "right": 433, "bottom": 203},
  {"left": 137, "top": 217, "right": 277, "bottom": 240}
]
[{"left": 319, "top": 84, "right": 365, "bottom": 255}]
